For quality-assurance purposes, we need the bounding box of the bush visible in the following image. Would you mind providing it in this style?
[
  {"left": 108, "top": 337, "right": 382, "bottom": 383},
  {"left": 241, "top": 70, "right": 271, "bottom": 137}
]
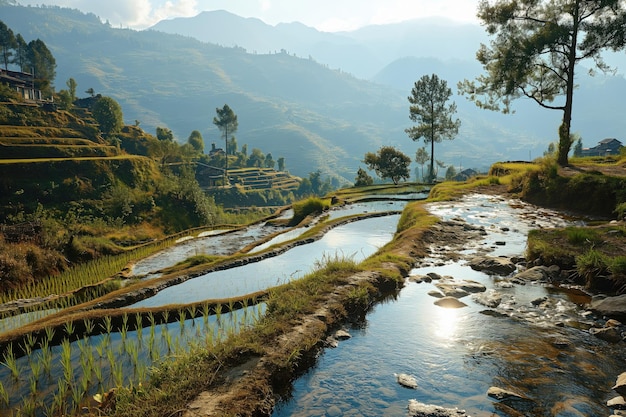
[{"left": 290, "top": 197, "right": 329, "bottom": 226}]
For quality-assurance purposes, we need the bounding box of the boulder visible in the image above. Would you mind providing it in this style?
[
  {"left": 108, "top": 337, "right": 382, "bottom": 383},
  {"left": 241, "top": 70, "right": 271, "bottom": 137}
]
[
  {"left": 436, "top": 280, "right": 486, "bottom": 299},
  {"left": 434, "top": 297, "right": 468, "bottom": 309},
  {"left": 395, "top": 373, "right": 418, "bottom": 389},
  {"left": 591, "top": 295, "right": 626, "bottom": 320},
  {"left": 473, "top": 290, "right": 502, "bottom": 308},
  {"left": 589, "top": 326, "right": 622, "bottom": 343},
  {"left": 608, "top": 395, "right": 626, "bottom": 410},
  {"left": 512, "top": 266, "right": 551, "bottom": 282},
  {"left": 334, "top": 329, "right": 351, "bottom": 340},
  {"left": 435, "top": 284, "right": 470, "bottom": 299},
  {"left": 613, "top": 372, "right": 626, "bottom": 398},
  {"left": 469, "top": 256, "right": 516, "bottom": 275},
  {"left": 487, "top": 387, "right": 526, "bottom": 401},
  {"left": 428, "top": 290, "right": 445, "bottom": 299},
  {"left": 407, "top": 400, "right": 469, "bottom": 417},
  {"left": 408, "top": 274, "right": 428, "bottom": 283}
]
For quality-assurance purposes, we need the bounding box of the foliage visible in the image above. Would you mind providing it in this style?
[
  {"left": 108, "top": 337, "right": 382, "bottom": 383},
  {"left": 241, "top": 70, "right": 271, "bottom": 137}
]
[
  {"left": 363, "top": 146, "right": 411, "bottom": 185},
  {"left": 92, "top": 96, "right": 124, "bottom": 136},
  {"left": 213, "top": 104, "right": 238, "bottom": 174},
  {"left": 354, "top": 167, "right": 373, "bottom": 187},
  {"left": 415, "top": 147, "right": 429, "bottom": 182},
  {"left": 445, "top": 165, "right": 457, "bottom": 180},
  {"left": 513, "top": 163, "right": 626, "bottom": 217},
  {"left": 459, "top": 0, "right": 626, "bottom": 166},
  {"left": 26, "top": 38, "right": 56, "bottom": 94},
  {"left": 156, "top": 126, "right": 174, "bottom": 142},
  {"left": 406, "top": 74, "right": 460, "bottom": 182},
  {"left": 187, "top": 130, "right": 204, "bottom": 153}
]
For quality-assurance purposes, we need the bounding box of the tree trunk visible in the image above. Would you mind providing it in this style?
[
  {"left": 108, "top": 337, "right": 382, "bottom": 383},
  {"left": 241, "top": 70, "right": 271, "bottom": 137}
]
[{"left": 557, "top": 1, "right": 580, "bottom": 167}]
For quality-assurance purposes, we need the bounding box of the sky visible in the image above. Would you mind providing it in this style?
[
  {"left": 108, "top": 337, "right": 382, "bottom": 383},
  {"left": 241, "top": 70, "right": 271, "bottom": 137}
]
[{"left": 25, "top": 0, "right": 481, "bottom": 31}]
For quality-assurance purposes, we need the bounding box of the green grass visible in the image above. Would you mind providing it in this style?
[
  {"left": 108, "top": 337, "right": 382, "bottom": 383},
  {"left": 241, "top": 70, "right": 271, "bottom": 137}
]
[{"left": 290, "top": 197, "right": 330, "bottom": 226}]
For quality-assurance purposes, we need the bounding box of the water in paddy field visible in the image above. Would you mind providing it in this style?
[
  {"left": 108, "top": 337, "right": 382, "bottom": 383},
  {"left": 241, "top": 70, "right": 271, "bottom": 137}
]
[
  {"left": 128, "top": 214, "right": 401, "bottom": 308},
  {"left": 273, "top": 194, "right": 626, "bottom": 417}
]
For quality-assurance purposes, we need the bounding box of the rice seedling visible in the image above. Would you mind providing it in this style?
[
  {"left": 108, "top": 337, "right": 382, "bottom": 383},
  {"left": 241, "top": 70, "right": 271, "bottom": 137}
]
[
  {"left": 83, "top": 318, "right": 95, "bottom": 336},
  {"left": 178, "top": 309, "right": 186, "bottom": 333},
  {"left": 52, "top": 379, "right": 68, "bottom": 416},
  {"left": 2, "top": 344, "right": 20, "bottom": 381},
  {"left": 44, "top": 326, "right": 55, "bottom": 344},
  {"left": 63, "top": 321, "right": 75, "bottom": 337},
  {"left": 28, "top": 373, "right": 38, "bottom": 399},
  {"left": 101, "top": 315, "right": 113, "bottom": 335},
  {"left": 0, "top": 381, "right": 9, "bottom": 408},
  {"left": 135, "top": 313, "right": 144, "bottom": 346},
  {"left": 202, "top": 303, "right": 210, "bottom": 326},
  {"left": 60, "top": 339, "right": 73, "bottom": 385}
]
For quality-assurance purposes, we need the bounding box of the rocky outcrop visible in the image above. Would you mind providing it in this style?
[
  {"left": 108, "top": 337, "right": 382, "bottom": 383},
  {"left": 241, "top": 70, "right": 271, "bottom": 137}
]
[
  {"left": 469, "top": 256, "right": 516, "bottom": 275},
  {"left": 590, "top": 295, "right": 626, "bottom": 320},
  {"left": 407, "top": 400, "right": 469, "bottom": 417}
]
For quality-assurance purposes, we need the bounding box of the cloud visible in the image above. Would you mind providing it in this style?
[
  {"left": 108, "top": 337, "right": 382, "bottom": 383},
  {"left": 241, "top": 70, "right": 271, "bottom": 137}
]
[{"left": 30, "top": 0, "right": 199, "bottom": 29}]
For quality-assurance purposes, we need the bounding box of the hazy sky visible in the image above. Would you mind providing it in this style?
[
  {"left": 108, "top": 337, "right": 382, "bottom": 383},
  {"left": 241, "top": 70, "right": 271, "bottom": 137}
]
[{"left": 28, "top": 0, "right": 481, "bottom": 30}]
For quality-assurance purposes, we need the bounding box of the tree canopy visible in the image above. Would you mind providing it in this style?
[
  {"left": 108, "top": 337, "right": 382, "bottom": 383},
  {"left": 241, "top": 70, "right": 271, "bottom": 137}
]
[
  {"left": 92, "top": 96, "right": 124, "bottom": 136},
  {"left": 213, "top": 104, "right": 238, "bottom": 177},
  {"left": 363, "top": 146, "right": 411, "bottom": 185},
  {"left": 459, "top": 0, "right": 626, "bottom": 166},
  {"left": 406, "top": 74, "right": 460, "bottom": 182},
  {"left": 188, "top": 130, "right": 204, "bottom": 153}
]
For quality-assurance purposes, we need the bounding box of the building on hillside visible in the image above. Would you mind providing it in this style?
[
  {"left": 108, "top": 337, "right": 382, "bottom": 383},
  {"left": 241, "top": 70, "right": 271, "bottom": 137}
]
[
  {"left": 0, "top": 69, "right": 43, "bottom": 101},
  {"left": 209, "top": 143, "right": 225, "bottom": 156},
  {"left": 581, "top": 138, "right": 623, "bottom": 157}
]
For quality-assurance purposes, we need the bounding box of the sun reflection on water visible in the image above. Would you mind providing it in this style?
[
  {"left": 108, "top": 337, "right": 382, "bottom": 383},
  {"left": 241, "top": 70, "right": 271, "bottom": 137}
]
[{"left": 433, "top": 306, "right": 462, "bottom": 341}]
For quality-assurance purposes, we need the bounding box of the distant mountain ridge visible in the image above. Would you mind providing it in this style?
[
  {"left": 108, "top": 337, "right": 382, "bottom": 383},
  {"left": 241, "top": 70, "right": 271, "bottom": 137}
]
[{"left": 150, "top": 11, "right": 487, "bottom": 80}]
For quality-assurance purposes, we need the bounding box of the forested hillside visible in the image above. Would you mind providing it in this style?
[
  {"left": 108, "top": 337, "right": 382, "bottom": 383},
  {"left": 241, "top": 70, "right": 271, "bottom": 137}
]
[{"left": 3, "top": 4, "right": 625, "bottom": 181}]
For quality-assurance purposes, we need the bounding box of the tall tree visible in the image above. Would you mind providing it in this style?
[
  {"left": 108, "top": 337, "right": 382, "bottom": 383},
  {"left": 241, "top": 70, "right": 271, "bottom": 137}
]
[
  {"left": 213, "top": 104, "right": 238, "bottom": 181},
  {"left": 277, "top": 156, "right": 285, "bottom": 171},
  {"left": 415, "top": 147, "right": 429, "bottom": 182},
  {"left": 14, "top": 34, "right": 27, "bottom": 72},
  {"left": 354, "top": 167, "right": 374, "bottom": 186},
  {"left": 573, "top": 137, "right": 583, "bottom": 157},
  {"left": 363, "top": 146, "right": 411, "bottom": 185},
  {"left": 188, "top": 130, "right": 204, "bottom": 153},
  {"left": 459, "top": 0, "right": 626, "bottom": 166},
  {"left": 406, "top": 74, "right": 460, "bottom": 183},
  {"left": 26, "top": 39, "right": 56, "bottom": 94},
  {"left": 66, "top": 77, "right": 77, "bottom": 102},
  {"left": 92, "top": 96, "right": 124, "bottom": 136},
  {"left": 0, "top": 21, "right": 16, "bottom": 70}
]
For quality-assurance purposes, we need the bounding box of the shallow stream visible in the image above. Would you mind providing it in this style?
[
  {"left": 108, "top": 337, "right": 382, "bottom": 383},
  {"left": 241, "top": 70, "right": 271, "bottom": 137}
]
[{"left": 272, "top": 195, "right": 625, "bottom": 417}]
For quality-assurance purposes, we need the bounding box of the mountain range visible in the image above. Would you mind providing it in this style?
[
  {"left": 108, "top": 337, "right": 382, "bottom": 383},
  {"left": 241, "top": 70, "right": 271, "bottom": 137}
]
[{"left": 3, "top": 5, "right": 626, "bottom": 182}]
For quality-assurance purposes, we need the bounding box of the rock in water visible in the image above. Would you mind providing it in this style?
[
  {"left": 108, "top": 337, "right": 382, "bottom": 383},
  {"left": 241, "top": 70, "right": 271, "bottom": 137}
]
[
  {"left": 487, "top": 387, "right": 525, "bottom": 400},
  {"left": 394, "top": 373, "right": 418, "bottom": 389},
  {"left": 407, "top": 400, "right": 469, "bottom": 416},
  {"left": 434, "top": 296, "right": 468, "bottom": 309},
  {"left": 613, "top": 372, "right": 626, "bottom": 397}
]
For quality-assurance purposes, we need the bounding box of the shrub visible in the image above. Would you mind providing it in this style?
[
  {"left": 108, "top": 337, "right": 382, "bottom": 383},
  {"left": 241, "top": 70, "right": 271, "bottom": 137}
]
[{"left": 290, "top": 197, "right": 329, "bottom": 226}]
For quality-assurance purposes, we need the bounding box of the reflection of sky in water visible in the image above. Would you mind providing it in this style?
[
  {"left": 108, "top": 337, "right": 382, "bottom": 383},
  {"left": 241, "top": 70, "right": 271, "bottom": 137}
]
[
  {"left": 128, "top": 215, "right": 400, "bottom": 307},
  {"left": 273, "top": 195, "right": 610, "bottom": 417}
]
